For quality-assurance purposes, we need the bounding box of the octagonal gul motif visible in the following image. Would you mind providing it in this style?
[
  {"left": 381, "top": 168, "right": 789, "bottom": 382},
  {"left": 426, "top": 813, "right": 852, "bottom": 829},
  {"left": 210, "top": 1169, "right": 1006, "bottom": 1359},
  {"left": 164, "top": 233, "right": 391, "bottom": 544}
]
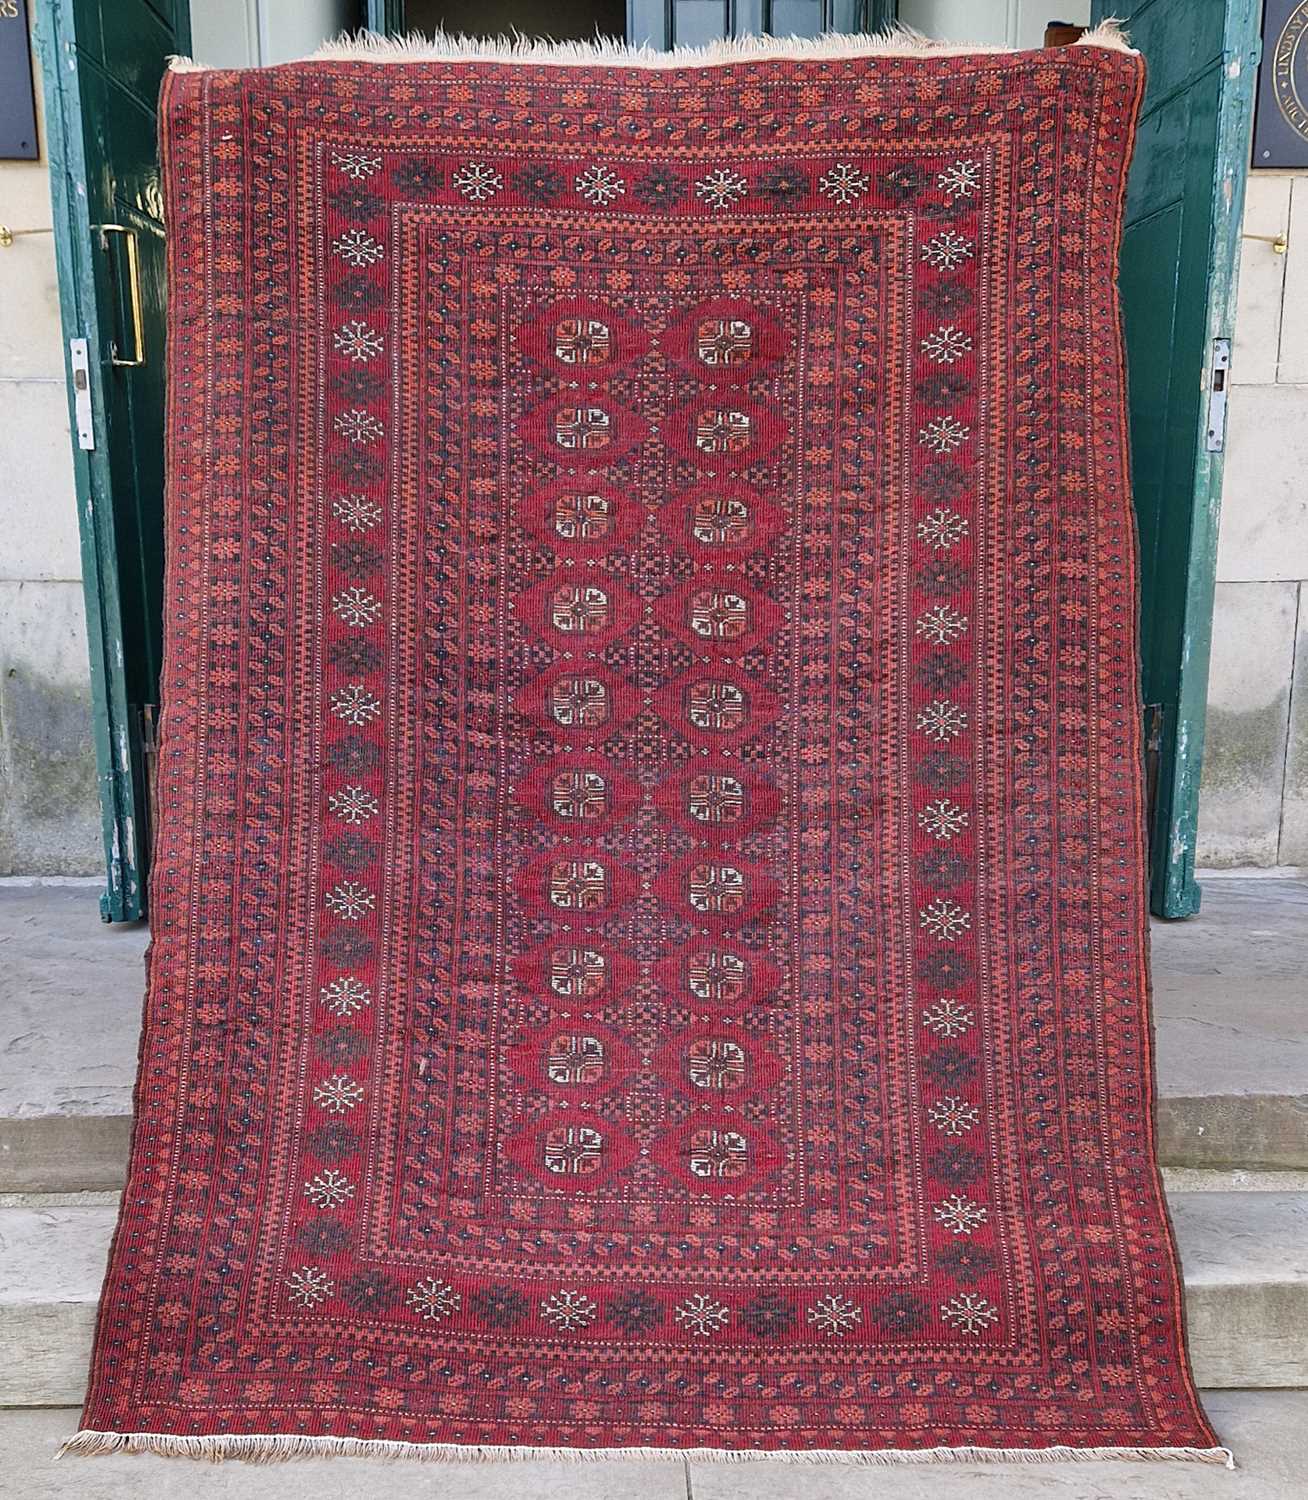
[
  {"left": 655, "top": 578, "right": 778, "bottom": 654},
  {"left": 655, "top": 668, "right": 782, "bottom": 750},
  {"left": 663, "top": 298, "right": 789, "bottom": 385},
  {"left": 517, "top": 298, "right": 651, "bottom": 374},
  {"left": 520, "top": 482, "right": 638, "bottom": 559},
  {"left": 658, "top": 483, "right": 786, "bottom": 562},
  {"left": 654, "top": 762, "right": 781, "bottom": 843},
  {"left": 521, "top": 846, "right": 638, "bottom": 923},
  {"left": 652, "top": 1030, "right": 785, "bottom": 1097},
  {"left": 519, "top": 570, "right": 643, "bottom": 650},
  {"left": 666, "top": 855, "right": 779, "bottom": 930},
  {"left": 503, "top": 1110, "right": 640, "bottom": 1192},
  {"left": 520, "top": 397, "right": 649, "bottom": 468},
  {"left": 653, "top": 941, "right": 782, "bottom": 1011},
  {"left": 515, "top": 941, "right": 639, "bottom": 1011},
  {"left": 505, "top": 1023, "right": 638, "bottom": 1098},
  {"left": 514, "top": 663, "right": 642, "bottom": 740},
  {"left": 519, "top": 754, "right": 640, "bottom": 835},
  {"left": 654, "top": 1119, "right": 786, "bottom": 1198},
  {"left": 665, "top": 397, "right": 783, "bottom": 472}
]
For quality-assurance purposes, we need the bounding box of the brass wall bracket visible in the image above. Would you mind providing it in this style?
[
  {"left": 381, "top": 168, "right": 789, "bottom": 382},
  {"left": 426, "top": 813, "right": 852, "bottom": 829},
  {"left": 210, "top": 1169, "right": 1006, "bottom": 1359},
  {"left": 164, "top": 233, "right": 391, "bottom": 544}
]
[
  {"left": 1242, "top": 231, "right": 1289, "bottom": 254},
  {"left": 0, "top": 224, "right": 55, "bottom": 248}
]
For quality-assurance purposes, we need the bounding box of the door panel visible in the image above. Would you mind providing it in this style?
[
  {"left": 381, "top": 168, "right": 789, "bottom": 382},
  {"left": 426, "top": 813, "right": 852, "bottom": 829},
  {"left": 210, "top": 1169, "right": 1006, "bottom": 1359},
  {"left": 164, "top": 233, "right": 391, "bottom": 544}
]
[
  {"left": 1092, "top": 0, "right": 1260, "bottom": 916},
  {"left": 37, "top": 0, "right": 187, "bottom": 920}
]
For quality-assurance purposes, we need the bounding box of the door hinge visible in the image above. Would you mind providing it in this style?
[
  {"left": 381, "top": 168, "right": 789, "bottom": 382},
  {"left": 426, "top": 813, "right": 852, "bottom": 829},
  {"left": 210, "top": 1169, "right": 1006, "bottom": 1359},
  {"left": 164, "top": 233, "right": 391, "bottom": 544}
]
[
  {"left": 69, "top": 337, "right": 94, "bottom": 450},
  {"left": 1205, "top": 338, "right": 1230, "bottom": 453}
]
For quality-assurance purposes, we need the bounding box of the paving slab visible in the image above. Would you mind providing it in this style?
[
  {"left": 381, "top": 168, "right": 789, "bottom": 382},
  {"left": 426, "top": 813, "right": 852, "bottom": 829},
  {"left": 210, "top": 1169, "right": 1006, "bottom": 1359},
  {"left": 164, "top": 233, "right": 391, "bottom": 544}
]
[{"left": 2, "top": 1394, "right": 1307, "bottom": 1499}]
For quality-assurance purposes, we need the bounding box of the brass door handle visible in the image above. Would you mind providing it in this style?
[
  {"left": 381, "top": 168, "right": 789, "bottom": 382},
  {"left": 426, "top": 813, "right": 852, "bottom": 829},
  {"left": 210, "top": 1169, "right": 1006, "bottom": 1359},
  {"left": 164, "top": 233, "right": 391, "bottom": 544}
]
[{"left": 98, "top": 224, "right": 146, "bottom": 367}]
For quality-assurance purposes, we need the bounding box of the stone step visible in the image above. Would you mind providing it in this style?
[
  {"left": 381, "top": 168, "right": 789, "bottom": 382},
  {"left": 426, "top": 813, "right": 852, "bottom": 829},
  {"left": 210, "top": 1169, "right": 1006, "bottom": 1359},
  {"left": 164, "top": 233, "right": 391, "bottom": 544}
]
[
  {"left": 2, "top": 1190, "right": 1305, "bottom": 1409},
  {"left": 6, "top": 1392, "right": 1308, "bottom": 1499},
  {"left": 4, "top": 880, "right": 1307, "bottom": 1194},
  {"left": 8, "top": 1085, "right": 1305, "bottom": 1196},
  {"left": 1149, "top": 877, "right": 1308, "bottom": 1171}
]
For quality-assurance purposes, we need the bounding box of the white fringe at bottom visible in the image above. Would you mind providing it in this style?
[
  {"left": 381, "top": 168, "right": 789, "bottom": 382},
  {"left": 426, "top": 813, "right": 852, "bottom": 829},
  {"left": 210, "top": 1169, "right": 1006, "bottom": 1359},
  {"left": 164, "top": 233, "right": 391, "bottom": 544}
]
[{"left": 59, "top": 1429, "right": 1235, "bottom": 1468}]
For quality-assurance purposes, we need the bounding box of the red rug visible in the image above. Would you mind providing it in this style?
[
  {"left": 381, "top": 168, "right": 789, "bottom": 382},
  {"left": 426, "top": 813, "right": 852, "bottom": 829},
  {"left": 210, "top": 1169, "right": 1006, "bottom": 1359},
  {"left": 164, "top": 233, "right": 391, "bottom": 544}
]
[{"left": 71, "top": 29, "right": 1225, "bottom": 1465}]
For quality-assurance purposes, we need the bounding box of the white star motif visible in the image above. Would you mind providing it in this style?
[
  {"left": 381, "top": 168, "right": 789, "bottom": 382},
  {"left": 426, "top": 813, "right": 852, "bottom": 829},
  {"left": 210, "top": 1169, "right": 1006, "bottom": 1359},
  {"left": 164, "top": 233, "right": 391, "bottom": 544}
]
[
  {"left": 917, "top": 798, "right": 969, "bottom": 840},
  {"left": 285, "top": 1265, "right": 334, "bottom": 1307},
  {"left": 303, "top": 1169, "right": 355, "bottom": 1209},
  {"left": 915, "top": 698, "right": 968, "bottom": 742},
  {"left": 919, "top": 416, "right": 971, "bottom": 454},
  {"left": 574, "top": 164, "right": 626, "bottom": 205},
  {"left": 333, "top": 408, "right": 385, "bottom": 446},
  {"left": 332, "top": 494, "right": 383, "bottom": 533},
  {"left": 675, "top": 1293, "right": 730, "bottom": 1337},
  {"left": 919, "top": 898, "right": 972, "bottom": 941},
  {"left": 818, "top": 163, "right": 870, "bottom": 205},
  {"left": 917, "top": 508, "right": 970, "bottom": 550},
  {"left": 331, "top": 586, "right": 382, "bottom": 629},
  {"left": 927, "top": 1095, "right": 981, "bottom": 1137},
  {"left": 332, "top": 229, "right": 384, "bottom": 267},
  {"left": 313, "top": 1073, "right": 364, "bottom": 1114},
  {"left": 922, "top": 998, "right": 975, "bottom": 1038},
  {"left": 331, "top": 683, "right": 383, "bottom": 726},
  {"left": 920, "top": 231, "right": 974, "bottom": 270},
  {"left": 407, "top": 1278, "right": 461, "bottom": 1321},
  {"left": 319, "top": 975, "right": 372, "bottom": 1017},
  {"left": 325, "top": 880, "right": 376, "bottom": 921},
  {"left": 915, "top": 604, "right": 969, "bottom": 644},
  {"left": 540, "top": 1289, "right": 598, "bottom": 1330},
  {"left": 330, "top": 149, "right": 382, "bottom": 180},
  {"left": 921, "top": 325, "right": 974, "bottom": 365},
  {"left": 807, "top": 1293, "right": 862, "bottom": 1337},
  {"left": 934, "top": 1193, "right": 988, "bottom": 1236},
  {"left": 938, "top": 158, "right": 982, "bottom": 199},
  {"left": 333, "top": 320, "right": 383, "bottom": 363},
  {"left": 941, "top": 1292, "right": 1000, "bottom": 1333},
  {"left": 695, "top": 168, "right": 748, "bottom": 210},
  {"left": 329, "top": 785, "right": 379, "bottom": 825},
  {"left": 453, "top": 161, "right": 503, "bottom": 201}
]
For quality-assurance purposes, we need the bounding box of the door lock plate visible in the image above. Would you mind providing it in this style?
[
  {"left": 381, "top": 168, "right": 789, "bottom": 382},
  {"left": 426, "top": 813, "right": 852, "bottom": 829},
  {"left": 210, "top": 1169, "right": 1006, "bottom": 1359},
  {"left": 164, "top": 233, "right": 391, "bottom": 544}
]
[
  {"left": 69, "top": 337, "right": 94, "bottom": 450},
  {"left": 1205, "top": 338, "right": 1231, "bottom": 453}
]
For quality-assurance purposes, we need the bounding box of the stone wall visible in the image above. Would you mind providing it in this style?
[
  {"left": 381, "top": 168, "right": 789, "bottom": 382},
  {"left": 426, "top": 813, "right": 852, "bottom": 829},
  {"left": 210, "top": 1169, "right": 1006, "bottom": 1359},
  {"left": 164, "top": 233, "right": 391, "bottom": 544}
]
[
  {"left": 0, "top": 38, "right": 99, "bottom": 877},
  {"left": 1199, "top": 175, "right": 1308, "bottom": 868}
]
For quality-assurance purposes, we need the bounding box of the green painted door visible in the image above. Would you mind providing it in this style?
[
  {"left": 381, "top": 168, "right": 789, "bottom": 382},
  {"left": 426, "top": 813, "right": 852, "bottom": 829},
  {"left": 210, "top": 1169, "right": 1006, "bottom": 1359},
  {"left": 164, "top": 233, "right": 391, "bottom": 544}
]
[
  {"left": 37, "top": 0, "right": 190, "bottom": 921},
  {"left": 1092, "top": 0, "right": 1260, "bottom": 917}
]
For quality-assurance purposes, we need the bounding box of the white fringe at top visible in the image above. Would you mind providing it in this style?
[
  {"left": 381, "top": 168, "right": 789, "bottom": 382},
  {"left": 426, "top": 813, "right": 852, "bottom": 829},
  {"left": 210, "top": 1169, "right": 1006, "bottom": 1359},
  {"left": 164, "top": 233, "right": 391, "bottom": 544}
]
[{"left": 169, "top": 21, "right": 1134, "bottom": 74}]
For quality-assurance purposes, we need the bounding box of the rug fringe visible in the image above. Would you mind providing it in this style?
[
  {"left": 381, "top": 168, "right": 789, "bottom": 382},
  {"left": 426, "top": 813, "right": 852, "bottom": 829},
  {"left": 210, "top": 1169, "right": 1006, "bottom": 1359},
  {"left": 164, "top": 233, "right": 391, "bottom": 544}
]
[
  {"left": 58, "top": 1429, "right": 1232, "bottom": 1468},
  {"left": 168, "top": 20, "right": 1133, "bottom": 74}
]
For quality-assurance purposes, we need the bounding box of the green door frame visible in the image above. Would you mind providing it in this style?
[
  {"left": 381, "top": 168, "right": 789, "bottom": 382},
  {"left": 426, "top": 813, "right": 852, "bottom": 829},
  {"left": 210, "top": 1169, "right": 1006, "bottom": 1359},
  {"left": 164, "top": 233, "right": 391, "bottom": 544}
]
[
  {"left": 35, "top": 0, "right": 190, "bottom": 922},
  {"left": 1094, "top": 0, "right": 1261, "bottom": 916},
  {"left": 1150, "top": 0, "right": 1260, "bottom": 917}
]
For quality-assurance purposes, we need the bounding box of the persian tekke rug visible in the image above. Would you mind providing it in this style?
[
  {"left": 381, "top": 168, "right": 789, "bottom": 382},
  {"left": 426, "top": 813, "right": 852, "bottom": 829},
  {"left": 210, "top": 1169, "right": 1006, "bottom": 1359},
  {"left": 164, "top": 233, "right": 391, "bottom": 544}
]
[{"left": 68, "top": 26, "right": 1227, "bottom": 1467}]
